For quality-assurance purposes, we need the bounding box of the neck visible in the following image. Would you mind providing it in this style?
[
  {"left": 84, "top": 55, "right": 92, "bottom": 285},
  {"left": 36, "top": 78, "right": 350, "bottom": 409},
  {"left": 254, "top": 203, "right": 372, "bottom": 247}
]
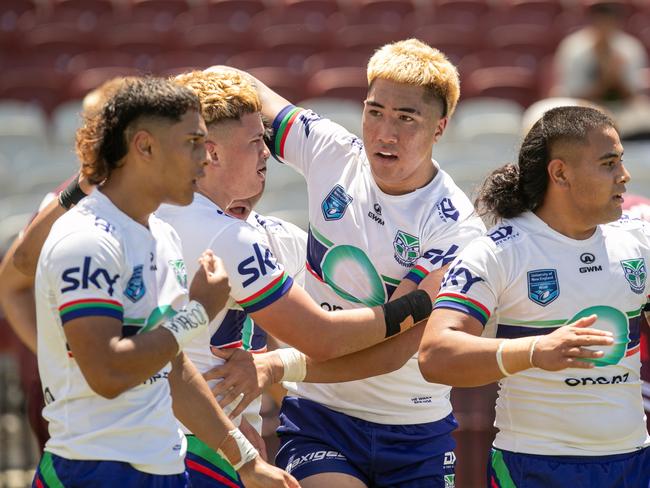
[
  {"left": 197, "top": 184, "right": 228, "bottom": 211},
  {"left": 100, "top": 167, "right": 158, "bottom": 227},
  {"left": 533, "top": 203, "right": 597, "bottom": 240},
  {"left": 376, "top": 160, "right": 437, "bottom": 196}
]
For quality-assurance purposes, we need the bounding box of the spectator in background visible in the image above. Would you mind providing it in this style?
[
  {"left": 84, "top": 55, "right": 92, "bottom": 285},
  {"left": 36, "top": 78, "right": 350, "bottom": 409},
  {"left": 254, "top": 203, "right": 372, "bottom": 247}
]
[{"left": 553, "top": 1, "right": 646, "bottom": 105}]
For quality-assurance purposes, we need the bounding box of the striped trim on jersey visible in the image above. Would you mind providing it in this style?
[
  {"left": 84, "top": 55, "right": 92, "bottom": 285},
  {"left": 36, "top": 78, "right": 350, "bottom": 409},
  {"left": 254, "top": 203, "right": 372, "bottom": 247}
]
[
  {"left": 35, "top": 452, "right": 65, "bottom": 488},
  {"left": 490, "top": 449, "right": 517, "bottom": 488},
  {"left": 236, "top": 273, "right": 293, "bottom": 313},
  {"left": 405, "top": 265, "right": 428, "bottom": 285},
  {"left": 58, "top": 299, "right": 123, "bottom": 325},
  {"left": 434, "top": 292, "right": 490, "bottom": 326},
  {"left": 185, "top": 435, "right": 241, "bottom": 488},
  {"left": 270, "top": 105, "right": 301, "bottom": 159}
]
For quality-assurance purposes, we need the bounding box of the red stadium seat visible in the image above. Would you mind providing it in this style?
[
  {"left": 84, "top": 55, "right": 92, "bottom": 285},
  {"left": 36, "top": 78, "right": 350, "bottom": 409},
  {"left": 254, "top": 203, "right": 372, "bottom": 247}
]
[
  {"left": 229, "top": 48, "right": 317, "bottom": 76},
  {"left": 181, "top": 0, "right": 266, "bottom": 32},
  {"left": 0, "top": 68, "right": 72, "bottom": 114},
  {"left": 181, "top": 23, "right": 250, "bottom": 58},
  {"left": 21, "top": 23, "right": 101, "bottom": 71},
  {"left": 304, "top": 48, "right": 375, "bottom": 73},
  {"left": 45, "top": 0, "right": 117, "bottom": 30},
  {"left": 502, "top": 0, "right": 564, "bottom": 25},
  {"left": 464, "top": 66, "right": 539, "bottom": 107},
  {"left": 68, "top": 50, "right": 139, "bottom": 72},
  {"left": 413, "top": 24, "right": 483, "bottom": 65},
  {"left": 248, "top": 66, "right": 308, "bottom": 102},
  {"left": 432, "top": 0, "right": 492, "bottom": 27},
  {"left": 127, "top": 0, "right": 190, "bottom": 31},
  {"left": 254, "top": 2, "right": 341, "bottom": 32},
  {"left": 258, "top": 24, "right": 335, "bottom": 53},
  {"left": 150, "top": 51, "right": 233, "bottom": 74},
  {"left": 487, "top": 24, "right": 561, "bottom": 60},
  {"left": 67, "top": 67, "right": 142, "bottom": 100},
  {"left": 306, "top": 67, "right": 368, "bottom": 101}
]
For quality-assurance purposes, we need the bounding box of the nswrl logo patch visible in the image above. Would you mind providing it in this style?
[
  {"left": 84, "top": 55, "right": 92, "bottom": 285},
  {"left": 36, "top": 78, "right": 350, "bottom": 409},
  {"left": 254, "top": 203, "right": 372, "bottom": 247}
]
[
  {"left": 527, "top": 269, "right": 559, "bottom": 306},
  {"left": 124, "top": 265, "right": 145, "bottom": 303},
  {"left": 321, "top": 184, "right": 353, "bottom": 221},
  {"left": 393, "top": 230, "right": 420, "bottom": 267},
  {"left": 620, "top": 258, "right": 647, "bottom": 294}
]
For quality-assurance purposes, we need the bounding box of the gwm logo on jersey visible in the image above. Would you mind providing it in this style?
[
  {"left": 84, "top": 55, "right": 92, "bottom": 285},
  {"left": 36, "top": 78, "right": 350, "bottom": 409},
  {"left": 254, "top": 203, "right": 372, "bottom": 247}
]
[
  {"left": 527, "top": 269, "right": 559, "bottom": 306},
  {"left": 393, "top": 230, "right": 420, "bottom": 267},
  {"left": 579, "top": 252, "right": 602, "bottom": 274},
  {"left": 168, "top": 259, "right": 187, "bottom": 289},
  {"left": 321, "top": 185, "right": 353, "bottom": 221},
  {"left": 124, "top": 265, "right": 145, "bottom": 303},
  {"left": 620, "top": 258, "right": 647, "bottom": 294},
  {"left": 436, "top": 197, "right": 459, "bottom": 222}
]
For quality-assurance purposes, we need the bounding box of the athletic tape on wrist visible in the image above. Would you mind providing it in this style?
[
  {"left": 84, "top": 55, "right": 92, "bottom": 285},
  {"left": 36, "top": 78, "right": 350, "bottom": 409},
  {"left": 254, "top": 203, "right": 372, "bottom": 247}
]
[
  {"left": 529, "top": 336, "right": 541, "bottom": 368},
  {"left": 58, "top": 175, "right": 87, "bottom": 210},
  {"left": 277, "top": 348, "right": 307, "bottom": 382},
  {"left": 220, "top": 428, "right": 258, "bottom": 471},
  {"left": 161, "top": 300, "right": 209, "bottom": 353},
  {"left": 381, "top": 289, "right": 432, "bottom": 338},
  {"left": 496, "top": 340, "right": 512, "bottom": 377}
]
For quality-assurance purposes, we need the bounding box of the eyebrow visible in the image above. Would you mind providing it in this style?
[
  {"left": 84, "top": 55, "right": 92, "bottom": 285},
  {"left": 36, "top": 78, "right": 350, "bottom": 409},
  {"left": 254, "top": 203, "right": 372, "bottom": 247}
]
[
  {"left": 598, "top": 151, "right": 623, "bottom": 160},
  {"left": 365, "top": 100, "right": 421, "bottom": 115}
]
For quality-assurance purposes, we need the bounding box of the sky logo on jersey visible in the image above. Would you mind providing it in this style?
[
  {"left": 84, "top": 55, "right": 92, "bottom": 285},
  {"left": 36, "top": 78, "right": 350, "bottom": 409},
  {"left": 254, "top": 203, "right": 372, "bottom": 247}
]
[
  {"left": 527, "top": 269, "right": 559, "bottom": 306},
  {"left": 393, "top": 230, "right": 420, "bottom": 267},
  {"left": 620, "top": 258, "right": 647, "bottom": 294},
  {"left": 322, "top": 184, "right": 353, "bottom": 221},
  {"left": 298, "top": 110, "right": 321, "bottom": 137},
  {"left": 168, "top": 259, "right": 187, "bottom": 289},
  {"left": 437, "top": 198, "right": 459, "bottom": 222},
  {"left": 238, "top": 243, "right": 278, "bottom": 288},
  {"left": 124, "top": 265, "right": 145, "bottom": 303},
  {"left": 61, "top": 256, "right": 120, "bottom": 296},
  {"left": 441, "top": 260, "right": 485, "bottom": 294}
]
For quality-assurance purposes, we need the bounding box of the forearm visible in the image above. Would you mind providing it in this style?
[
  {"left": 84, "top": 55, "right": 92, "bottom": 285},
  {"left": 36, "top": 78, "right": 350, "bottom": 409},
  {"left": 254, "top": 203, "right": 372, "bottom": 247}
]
[
  {"left": 13, "top": 199, "right": 66, "bottom": 276},
  {"left": 1, "top": 287, "right": 37, "bottom": 353},
  {"left": 303, "top": 321, "right": 425, "bottom": 383},
  {"left": 418, "top": 328, "right": 532, "bottom": 387},
  {"left": 170, "top": 353, "right": 235, "bottom": 449}
]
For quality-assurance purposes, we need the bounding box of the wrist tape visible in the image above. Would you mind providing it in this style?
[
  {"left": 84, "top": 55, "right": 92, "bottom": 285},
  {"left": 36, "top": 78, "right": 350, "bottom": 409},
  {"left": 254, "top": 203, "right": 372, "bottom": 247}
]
[
  {"left": 58, "top": 174, "right": 87, "bottom": 209},
  {"left": 219, "top": 428, "right": 259, "bottom": 470},
  {"left": 161, "top": 300, "right": 209, "bottom": 352},
  {"left": 277, "top": 348, "right": 307, "bottom": 382},
  {"left": 381, "top": 289, "right": 432, "bottom": 338}
]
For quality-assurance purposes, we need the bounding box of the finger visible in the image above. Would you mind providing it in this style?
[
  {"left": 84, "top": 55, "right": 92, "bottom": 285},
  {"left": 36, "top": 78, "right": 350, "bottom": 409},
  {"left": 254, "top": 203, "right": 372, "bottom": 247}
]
[
  {"left": 213, "top": 377, "right": 238, "bottom": 397},
  {"left": 203, "top": 365, "right": 228, "bottom": 382},
  {"left": 565, "top": 347, "right": 605, "bottom": 358},
  {"left": 228, "top": 395, "right": 252, "bottom": 419},
  {"left": 570, "top": 335, "right": 614, "bottom": 346},
  {"left": 570, "top": 314, "right": 598, "bottom": 328},
  {"left": 572, "top": 327, "right": 613, "bottom": 337},
  {"left": 288, "top": 474, "right": 300, "bottom": 488},
  {"left": 210, "top": 346, "right": 236, "bottom": 359},
  {"left": 219, "top": 389, "right": 243, "bottom": 408},
  {"left": 563, "top": 358, "right": 595, "bottom": 369}
]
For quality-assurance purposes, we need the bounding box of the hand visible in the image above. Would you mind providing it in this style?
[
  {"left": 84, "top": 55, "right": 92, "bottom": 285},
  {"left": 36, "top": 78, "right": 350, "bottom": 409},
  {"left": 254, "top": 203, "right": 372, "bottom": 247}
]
[
  {"left": 203, "top": 348, "right": 277, "bottom": 419},
  {"left": 239, "top": 416, "right": 268, "bottom": 461},
  {"left": 532, "top": 315, "right": 614, "bottom": 371},
  {"left": 238, "top": 457, "right": 300, "bottom": 488},
  {"left": 189, "top": 250, "right": 230, "bottom": 321}
]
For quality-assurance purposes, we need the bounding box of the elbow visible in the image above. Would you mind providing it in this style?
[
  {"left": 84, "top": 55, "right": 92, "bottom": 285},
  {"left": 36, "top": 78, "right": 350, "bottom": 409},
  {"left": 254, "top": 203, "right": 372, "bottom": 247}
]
[
  {"left": 301, "top": 345, "right": 334, "bottom": 363},
  {"left": 417, "top": 348, "right": 441, "bottom": 384},
  {"left": 12, "top": 246, "right": 35, "bottom": 277},
  {"left": 86, "top": 373, "right": 129, "bottom": 400}
]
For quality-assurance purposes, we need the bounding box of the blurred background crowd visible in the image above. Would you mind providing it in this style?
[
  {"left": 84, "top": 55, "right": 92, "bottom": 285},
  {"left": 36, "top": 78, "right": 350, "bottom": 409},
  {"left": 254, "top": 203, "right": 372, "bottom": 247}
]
[{"left": 1, "top": 0, "right": 649, "bottom": 487}]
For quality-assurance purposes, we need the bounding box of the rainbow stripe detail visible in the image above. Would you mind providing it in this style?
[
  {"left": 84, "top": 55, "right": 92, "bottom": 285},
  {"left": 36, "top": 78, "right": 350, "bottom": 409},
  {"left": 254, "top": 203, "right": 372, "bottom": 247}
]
[
  {"left": 58, "top": 299, "right": 123, "bottom": 325},
  {"left": 434, "top": 292, "right": 490, "bottom": 326},
  {"left": 270, "top": 105, "right": 301, "bottom": 159},
  {"left": 405, "top": 265, "right": 428, "bottom": 285},
  {"left": 236, "top": 273, "right": 293, "bottom": 313}
]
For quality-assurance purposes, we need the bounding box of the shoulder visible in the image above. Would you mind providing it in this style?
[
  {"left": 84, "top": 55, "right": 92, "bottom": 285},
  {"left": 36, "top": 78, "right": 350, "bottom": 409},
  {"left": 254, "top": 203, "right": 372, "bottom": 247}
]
[{"left": 604, "top": 215, "right": 650, "bottom": 241}]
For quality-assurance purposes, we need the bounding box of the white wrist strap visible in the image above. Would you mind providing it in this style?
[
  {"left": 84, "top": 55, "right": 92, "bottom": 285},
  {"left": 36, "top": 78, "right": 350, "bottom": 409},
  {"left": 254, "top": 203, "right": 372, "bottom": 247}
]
[
  {"left": 529, "top": 336, "right": 541, "bottom": 368},
  {"left": 220, "top": 428, "right": 259, "bottom": 471},
  {"left": 277, "top": 348, "right": 307, "bottom": 382},
  {"left": 161, "top": 300, "right": 209, "bottom": 353},
  {"left": 496, "top": 340, "right": 512, "bottom": 377}
]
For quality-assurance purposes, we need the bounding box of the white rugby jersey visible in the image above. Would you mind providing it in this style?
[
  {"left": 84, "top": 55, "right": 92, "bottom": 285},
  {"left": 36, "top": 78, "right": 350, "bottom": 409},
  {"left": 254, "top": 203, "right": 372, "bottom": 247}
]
[
  {"left": 156, "top": 195, "right": 302, "bottom": 432},
  {"left": 35, "top": 190, "right": 188, "bottom": 474},
  {"left": 434, "top": 211, "right": 650, "bottom": 455},
  {"left": 270, "top": 106, "right": 485, "bottom": 424}
]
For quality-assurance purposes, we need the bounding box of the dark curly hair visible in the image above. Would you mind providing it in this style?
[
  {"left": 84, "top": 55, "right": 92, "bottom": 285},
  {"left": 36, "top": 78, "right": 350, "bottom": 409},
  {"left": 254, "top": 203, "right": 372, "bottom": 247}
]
[
  {"left": 76, "top": 77, "right": 201, "bottom": 184},
  {"left": 475, "top": 106, "right": 616, "bottom": 223}
]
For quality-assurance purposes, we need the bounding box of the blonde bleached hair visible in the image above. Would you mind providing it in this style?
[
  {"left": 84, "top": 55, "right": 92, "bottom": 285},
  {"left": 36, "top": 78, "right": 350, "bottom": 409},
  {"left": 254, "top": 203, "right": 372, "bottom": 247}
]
[
  {"left": 367, "top": 38, "right": 460, "bottom": 118},
  {"left": 173, "top": 70, "right": 261, "bottom": 125}
]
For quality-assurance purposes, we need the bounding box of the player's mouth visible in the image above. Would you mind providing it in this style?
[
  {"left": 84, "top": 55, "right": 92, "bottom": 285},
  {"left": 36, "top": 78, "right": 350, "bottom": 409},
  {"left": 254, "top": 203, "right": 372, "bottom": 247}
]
[
  {"left": 257, "top": 165, "right": 267, "bottom": 179},
  {"left": 226, "top": 201, "right": 251, "bottom": 220},
  {"left": 613, "top": 193, "right": 624, "bottom": 205},
  {"left": 375, "top": 150, "right": 398, "bottom": 161}
]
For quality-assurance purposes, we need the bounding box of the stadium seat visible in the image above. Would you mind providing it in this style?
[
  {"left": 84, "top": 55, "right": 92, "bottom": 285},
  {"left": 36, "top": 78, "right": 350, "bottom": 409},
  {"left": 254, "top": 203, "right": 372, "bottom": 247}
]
[
  {"left": 305, "top": 67, "right": 368, "bottom": 101},
  {"left": 22, "top": 23, "right": 99, "bottom": 71},
  {"left": 0, "top": 68, "right": 71, "bottom": 115},
  {"left": 127, "top": 0, "right": 191, "bottom": 32},
  {"left": 431, "top": 0, "right": 492, "bottom": 27},
  {"left": 413, "top": 24, "right": 483, "bottom": 65},
  {"left": 150, "top": 51, "right": 231, "bottom": 75},
  {"left": 44, "top": 0, "right": 117, "bottom": 31},
  {"left": 463, "top": 66, "right": 540, "bottom": 108},
  {"left": 501, "top": 0, "right": 564, "bottom": 25},
  {"left": 181, "top": 0, "right": 266, "bottom": 32},
  {"left": 258, "top": 24, "right": 335, "bottom": 54},
  {"left": 180, "top": 23, "right": 250, "bottom": 56},
  {"left": 304, "top": 49, "right": 375, "bottom": 74},
  {"left": 298, "top": 97, "right": 363, "bottom": 136},
  {"left": 253, "top": 2, "right": 341, "bottom": 32},
  {"left": 248, "top": 67, "right": 309, "bottom": 102},
  {"left": 67, "top": 67, "right": 142, "bottom": 101},
  {"left": 67, "top": 51, "right": 139, "bottom": 72},
  {"left": 228, "top": 50, "right": 314, "bottom": 78},
  {"left": 486, "top": 24, "right": 561, "bottom": 61}
]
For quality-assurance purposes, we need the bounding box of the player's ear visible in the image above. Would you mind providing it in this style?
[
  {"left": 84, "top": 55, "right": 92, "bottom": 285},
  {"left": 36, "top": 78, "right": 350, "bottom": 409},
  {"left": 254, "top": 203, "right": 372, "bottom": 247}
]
[
  {"left": 432, "top": 116, "right": 448, "bottom": 143},
  {"left": 132, "top": 130, "right": 153, "bottom": 159},
  {"left": 548, "top": 158, "right": 569, "bottom": 188}
]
